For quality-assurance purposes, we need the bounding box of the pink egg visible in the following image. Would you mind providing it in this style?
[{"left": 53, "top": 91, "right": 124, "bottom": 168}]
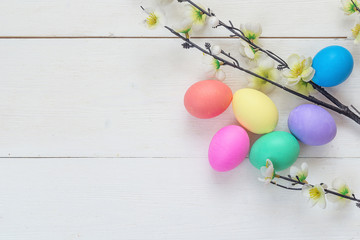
[
  {"left": 208, "top": 125, "right": 250, "bottom": 172},
  {"left": 184, "top": 80, "right": 233, "bottom": 119}
]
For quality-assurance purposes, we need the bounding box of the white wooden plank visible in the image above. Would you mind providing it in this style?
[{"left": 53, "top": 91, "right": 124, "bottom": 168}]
[
  {"left": 0, "top": 0, "right": 355, "bottom": 37},
  {"left": 0, "top": 38, "right": 359, "bottom": 158},
  {"left": 0, "top": 157, "right": 359, "bottom": 240}
]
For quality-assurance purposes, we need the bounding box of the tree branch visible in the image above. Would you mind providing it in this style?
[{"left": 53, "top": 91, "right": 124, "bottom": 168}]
[
  {"left": 164, "top": 25, "right": 360, "bottom": 125},
  {"left": 174, "top": 0, "right": 360, "bottom": 125},
  {"left": 275, "top": 174, "right": 360, "bottom": 204}
]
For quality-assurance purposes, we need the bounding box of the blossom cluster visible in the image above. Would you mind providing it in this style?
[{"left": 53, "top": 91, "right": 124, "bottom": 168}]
[
  {"left": 341, "top": 0, "right": 360, "bottom": 43},
  {"left": 142, "top": 0, "right": 316, "bottom": 96},
  {"left": 142, "top": 0, "right": 360, "bottom": 210},
  {"left": 260, "top": 160, "right": 354, "bottom": 209}
]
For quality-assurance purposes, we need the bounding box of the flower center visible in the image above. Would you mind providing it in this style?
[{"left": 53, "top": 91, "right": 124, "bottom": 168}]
[
  {"left": 146, "top": 13, "right": 158, "bottom": 27},
  {"left": 265, "top": 176, "right": 272, "bottom": 181},
  {"left": 339, "top": 187, "right": 350, "bottom": 197},
  {"left": 262, "top": 71, "right": 269, "bottom": 80},
  {"left": 250, "top": 46, "right": 256, "bottom": 54},
  {"left": 309, "top": 188, "right": 321, "bottom": 200},
  {"left": 298, "top": 173, "right": 306, "bottom": 182},
  {"left": 247, "top": 33, "right": 257, "bottom": 41},
  {"left": 192, "top": 8, "right": 205, "bottom": 23},
  {"left": 213, "top": 59, "right": 221, "bottom": 70},
  {"left": 292, "top": 59, "right": 306, "bottom": 76},
  {"left": 352, "top": 24, "right": 360, "bottom": 37},
  {"left": 351, "top": 3, "right": 358, "bottom": 13}
]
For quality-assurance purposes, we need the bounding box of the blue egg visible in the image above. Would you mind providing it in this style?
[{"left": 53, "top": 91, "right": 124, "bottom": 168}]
[{"left": 312, "top": 46, "right": 353, "bottom": 87}]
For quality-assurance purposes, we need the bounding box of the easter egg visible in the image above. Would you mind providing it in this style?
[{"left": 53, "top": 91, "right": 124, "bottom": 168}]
[
  {"left": 208, "top": 125, "right": 250, "bottom": 172},
  {"left": 288, "top": 104, "right": 337, "bottom": 146},
  {"left": 232, "top": 88, "right": 278, "bottom": 134},
  {"left": 249, "top": 131, "right": 300, "bottom": 171},
  {"left": 184, "top": 80, "right": 233, "bottom": 119},
  {"left": 312, "top": 46, "right": 354, "bottom": 87}
]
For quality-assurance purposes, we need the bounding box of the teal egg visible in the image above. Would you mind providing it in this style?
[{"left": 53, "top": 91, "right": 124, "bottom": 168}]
[{"left": 249, "top": 131, "right": 300, "bottom": 171}]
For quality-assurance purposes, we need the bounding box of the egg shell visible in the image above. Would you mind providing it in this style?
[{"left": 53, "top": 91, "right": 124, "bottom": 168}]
[
  {"left": 288, "top": 104, "right": 337, "bottom": 146},
  {"left": 232, "top": 88, "right": 279, "bottom": 134},
  {"left": 208, "top": 125, "right": 250, "bottom": 172},
  {"left": 312, "top": 45, "right": 354, "bottom": 87},
  {"left": 249, "top": 131, "right": 300, "bottom": 171},
  {"left": 184, "top": 80, "right": 233, "bottom": 119}
]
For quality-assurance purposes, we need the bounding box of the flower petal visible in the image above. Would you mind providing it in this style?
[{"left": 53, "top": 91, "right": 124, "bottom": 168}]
[
  {"left": 260, "top": 166, "right": 267, "bottom": 176},
  {"left": 246, "top": 23, "right": 262, "bottom": 36},
  {"left": 282, "top": 69, "right": 294, "bottom": 78},
  {"left": 301, "top": 162, "right": 309, "bottom": 177},
  {"left": 327, "top": 190, "right": 341, "bottom": 203},
  {"left": 317, "top": 196, "right": 327, "bottom": 209},
  {"left": 202, "top": 55, "right": 214, "bottom": 66},
  {"left": 268, "top": 69, "right": 281, "bottom": 82},
  {"left": 301, "top": 162, "right": 308, "bottom": 172},
  {"left": 287, "top": 54, "right": 301, "bottom": 69},
  {"left": 332, "top": 178, "right": 347, "bottom": 191},
  {"left": 248, "top": 77, "right": 261, "bottom": 90},
  {"left": 244, "top": 45, "right": 255, "bottom": 59},
  {"left": 290, "top": 166, "right": 300, "bottom": 178},
  {"left": 308, "top": 198, "right": 319, "bottom": 208},
  {"left": 341, "top": 0, "right": 359, "bottom": 15},
  {"left": 302, "top": 184, "right": 312, "bottom": 197},
  {"left": 295, "top": 81, "right": 314, "bottom": 96},
  {"left": 265, "top": 165, "right": 274, "bottom": 177},
  {"left": 239, "top": 46, "right": 246, "bottom": 57},
  {"left": 261, "top": 82, "right": 276, "bottom": 94},
  {"left": 143, "top": 9, "right": 166, "bottom": 29},
  {"left": 301, "top": 67, "right": 315, "bottom": 82},
  {"left": 257, "top": 57, "right": 274, "bottom": 70},
  {"left": 264, "top": 178, "right": 272, "bottom": 185},
  {"left": 258, "top": 177, "right": 265, "bottom": 182},
  {"left": 285, "top": 76, "right": 301, "bottom": 86},
  {"left": 216, "top": 69, "right": 226, "bottom": 81},
  {"left": 304, "top": 57, "right": 313, "bottom": 69}
]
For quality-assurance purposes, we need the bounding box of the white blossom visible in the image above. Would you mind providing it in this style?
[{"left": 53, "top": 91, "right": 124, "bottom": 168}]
[
  {"left": 203, "top": 55, "right": 226, "bottom": 81},
  {"left": 327, "top": 178, "right": 353, "bottom": 205},
  {"left": 302, "top": 184, "right": 327, "bottom": 209},
  {"left": 258, "top": 159, "right": 275, "bottom": 184},
  {"left": 290, "top": 162, "right": 308, "bottom": 183}
]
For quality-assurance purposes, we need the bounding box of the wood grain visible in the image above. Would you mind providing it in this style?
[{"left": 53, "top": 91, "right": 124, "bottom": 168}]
[
  {"left": 0, "top": 0, "right": 355, "bottom": 37},
  {"left": 0, "top": 157, "right": 359, "bottom": 240},
  {"left": 0, "top": 38, "right": 358, "bottom": 158},
  {"left": 1, "top": 1, "right": 360, "bottom": 239}
]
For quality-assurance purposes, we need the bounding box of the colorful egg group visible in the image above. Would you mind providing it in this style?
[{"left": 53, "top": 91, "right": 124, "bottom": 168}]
[
  {"left": 184, "top": 80, "right": 233, "bottom": 119},
  {"left": 232, "top": 88, "right": 279, "bottom": 134},
  {"left": 208, "top": 125, "right": 250, "bottom": 172},
  {"left": 288, "top": 104, "right": 337, "bottom": 146},
  {"left": 249, "top": 131, "right": 300, "bottom": 171},
  {"left": 312, "top": 45, "right": 354, "bottom": 87}
]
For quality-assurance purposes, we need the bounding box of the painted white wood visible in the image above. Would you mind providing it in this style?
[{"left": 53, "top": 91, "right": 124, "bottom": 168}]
[
  {"left": 0, "top": 0, "right": 355, "bottom": 37},
  {"left": 0, "top": 157, "right": 359, "bottom": 240},
  {"left": 0, "top": 38, "right": 358, "bottom": 158},
  {"left": 1, "top": 0, "right": 360, "bottom": 237}
]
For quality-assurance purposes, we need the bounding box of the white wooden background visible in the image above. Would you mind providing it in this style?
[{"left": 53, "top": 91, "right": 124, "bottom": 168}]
[{"left": 0, "top": 0, "right": 360, "bottom": 239}]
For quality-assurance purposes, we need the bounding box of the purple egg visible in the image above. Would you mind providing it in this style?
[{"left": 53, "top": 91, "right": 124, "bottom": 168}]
[{"left": 288, "top": 104, "right": 337, "bottom": 146}]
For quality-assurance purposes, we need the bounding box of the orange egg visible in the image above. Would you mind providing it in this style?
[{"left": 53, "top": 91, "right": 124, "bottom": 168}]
[{"left": 184, "top": 80, "right": 233, "bottom": 119}]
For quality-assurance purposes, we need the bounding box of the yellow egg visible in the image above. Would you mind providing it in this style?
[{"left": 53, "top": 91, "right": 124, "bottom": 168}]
[{"left": 232, "top": 88, "right": 278, "bottom": 134}]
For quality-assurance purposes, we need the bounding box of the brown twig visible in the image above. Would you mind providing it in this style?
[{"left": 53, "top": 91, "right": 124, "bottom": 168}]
[
  {"left": 164, "top": 25, "right": 360, "bottom": 124},
  {"left": 171, "top": 0, "right": 360, "bottom": 125}
]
